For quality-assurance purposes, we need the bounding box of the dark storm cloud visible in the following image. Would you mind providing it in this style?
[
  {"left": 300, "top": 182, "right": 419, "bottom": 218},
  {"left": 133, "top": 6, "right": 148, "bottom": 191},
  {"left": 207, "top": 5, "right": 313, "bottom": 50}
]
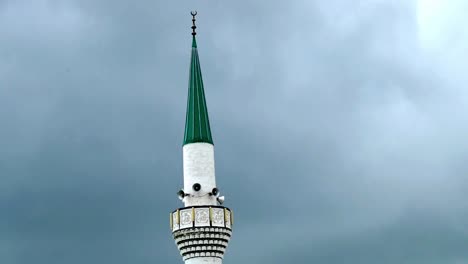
[{"left": 1, "top": 0, "right": 467, "bottom": 263}]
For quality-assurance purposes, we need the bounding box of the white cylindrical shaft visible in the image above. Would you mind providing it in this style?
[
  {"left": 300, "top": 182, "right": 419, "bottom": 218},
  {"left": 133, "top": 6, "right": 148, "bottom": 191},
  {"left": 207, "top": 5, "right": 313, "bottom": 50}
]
[
  {"left": 185, "top": 257, "right": 222, "bottom": 264},
  {"left": 183, "top": 143, "right": 217, "bottom": 206}
]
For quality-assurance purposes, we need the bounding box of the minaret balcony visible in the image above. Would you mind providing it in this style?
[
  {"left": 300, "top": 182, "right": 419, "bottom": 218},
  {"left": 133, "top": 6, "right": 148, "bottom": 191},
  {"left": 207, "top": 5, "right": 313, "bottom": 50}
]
[{"left": 170, "top": 206, "right": 233, "bottom": 261}]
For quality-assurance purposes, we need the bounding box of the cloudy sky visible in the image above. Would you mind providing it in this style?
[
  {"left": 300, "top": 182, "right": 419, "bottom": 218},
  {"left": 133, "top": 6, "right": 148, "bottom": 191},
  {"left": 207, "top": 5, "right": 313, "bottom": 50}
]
[{"left": 1, "top": 0, "right": 468, "bottom": 263}]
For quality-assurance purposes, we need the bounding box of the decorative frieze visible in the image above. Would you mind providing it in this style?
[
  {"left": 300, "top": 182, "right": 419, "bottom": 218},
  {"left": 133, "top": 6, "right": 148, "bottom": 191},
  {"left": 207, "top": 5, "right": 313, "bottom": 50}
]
[{"left": 170, "top": 206, "right": 233, "bottom": 232}]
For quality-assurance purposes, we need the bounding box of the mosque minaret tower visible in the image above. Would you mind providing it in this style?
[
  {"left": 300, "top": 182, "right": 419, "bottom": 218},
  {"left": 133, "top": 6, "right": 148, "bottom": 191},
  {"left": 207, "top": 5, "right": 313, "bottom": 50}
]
[{"left": 170, "top": 12, "right": 233, "bottom": 264}]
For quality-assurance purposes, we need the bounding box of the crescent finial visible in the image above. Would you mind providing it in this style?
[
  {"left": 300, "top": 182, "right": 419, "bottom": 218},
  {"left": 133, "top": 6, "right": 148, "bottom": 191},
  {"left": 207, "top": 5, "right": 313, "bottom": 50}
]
[{"left": 190, "top": 11, "right": 197, "bottom": 36}]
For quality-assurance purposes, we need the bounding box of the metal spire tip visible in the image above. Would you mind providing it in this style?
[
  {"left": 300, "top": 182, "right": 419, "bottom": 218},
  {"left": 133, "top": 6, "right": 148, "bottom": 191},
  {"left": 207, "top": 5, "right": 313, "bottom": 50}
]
[{"left": 191, "top": 11, "right": 197, "bottom": 36}]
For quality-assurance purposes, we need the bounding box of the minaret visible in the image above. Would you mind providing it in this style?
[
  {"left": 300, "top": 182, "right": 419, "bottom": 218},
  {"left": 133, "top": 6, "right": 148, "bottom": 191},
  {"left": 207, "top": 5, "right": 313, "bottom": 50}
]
[{"left": 170, "top": 12, "right": 233, "bottom": 264}]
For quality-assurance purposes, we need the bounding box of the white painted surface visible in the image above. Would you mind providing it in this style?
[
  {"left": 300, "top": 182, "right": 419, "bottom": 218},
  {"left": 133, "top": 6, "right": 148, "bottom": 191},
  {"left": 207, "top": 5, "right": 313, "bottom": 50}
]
[
  {"left": 185, "top": 257, "right": 222, "bottom": 264},
  {"left": 183, "top": 143, "right": 218, "bottom": 206}
]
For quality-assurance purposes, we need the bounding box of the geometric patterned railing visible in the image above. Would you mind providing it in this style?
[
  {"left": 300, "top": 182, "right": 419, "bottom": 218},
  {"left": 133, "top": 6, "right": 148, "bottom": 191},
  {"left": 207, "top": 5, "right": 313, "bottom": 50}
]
[{"left": 170, "top": 206, "right": 233, "bottom": 232}]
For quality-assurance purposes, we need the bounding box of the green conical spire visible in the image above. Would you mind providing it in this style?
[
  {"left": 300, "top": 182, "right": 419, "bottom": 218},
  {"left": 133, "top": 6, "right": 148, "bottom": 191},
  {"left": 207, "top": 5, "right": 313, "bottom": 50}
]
[{"left": 183, "top": 14, "right": 213, "bottom": 146}]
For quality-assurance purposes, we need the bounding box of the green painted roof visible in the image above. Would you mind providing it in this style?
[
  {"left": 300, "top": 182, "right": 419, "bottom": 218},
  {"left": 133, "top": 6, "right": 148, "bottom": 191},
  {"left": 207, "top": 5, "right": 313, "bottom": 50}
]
[{"left": 183, "top": 36, "right": 213, "bottom": 145}]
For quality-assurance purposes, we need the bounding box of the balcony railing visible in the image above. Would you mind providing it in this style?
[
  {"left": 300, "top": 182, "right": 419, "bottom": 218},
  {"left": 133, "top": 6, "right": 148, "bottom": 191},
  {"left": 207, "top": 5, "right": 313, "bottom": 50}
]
[{"left": 170, "top": 206, "right": 233, "bottom": 232}]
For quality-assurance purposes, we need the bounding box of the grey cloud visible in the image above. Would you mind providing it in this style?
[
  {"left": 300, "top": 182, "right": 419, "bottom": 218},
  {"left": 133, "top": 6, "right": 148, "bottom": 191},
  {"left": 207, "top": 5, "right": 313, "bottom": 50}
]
[{"left": 1, "top": 0, "right": 468, "bottom": 263}]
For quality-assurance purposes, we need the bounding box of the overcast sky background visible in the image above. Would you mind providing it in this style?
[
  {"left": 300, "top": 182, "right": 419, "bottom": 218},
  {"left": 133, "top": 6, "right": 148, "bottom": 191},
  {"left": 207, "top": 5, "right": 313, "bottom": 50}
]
[{"left": 1, "top": 0, "right": 468, "bottom": 263}]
